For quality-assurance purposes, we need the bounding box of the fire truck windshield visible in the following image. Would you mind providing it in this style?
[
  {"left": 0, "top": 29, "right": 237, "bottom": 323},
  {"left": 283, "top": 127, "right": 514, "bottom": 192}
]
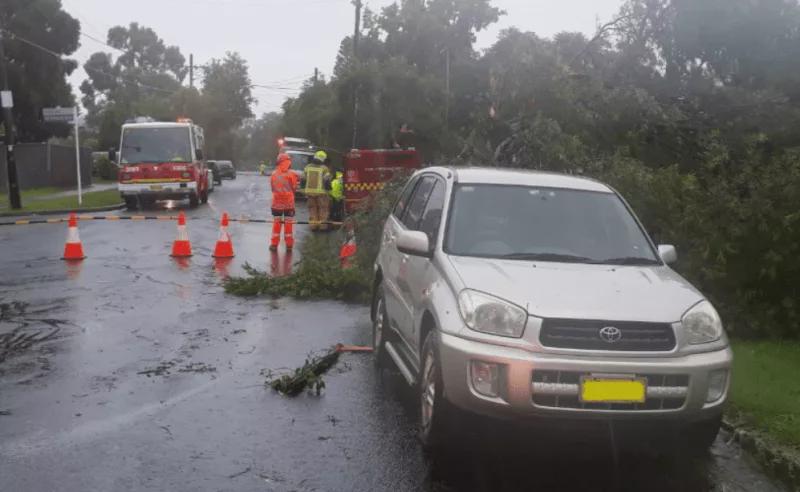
[{"left": 120, "top": 127, "right": 192, "bottom": 164}]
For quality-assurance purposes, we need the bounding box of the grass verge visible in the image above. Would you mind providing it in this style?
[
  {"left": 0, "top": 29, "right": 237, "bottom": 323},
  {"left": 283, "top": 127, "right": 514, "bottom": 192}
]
[
  {"left": 729, "top": 340, "right": 800, "bottom": 450},
  {"left": 2, "top": 189, "right": 122, "bottom": 213}
]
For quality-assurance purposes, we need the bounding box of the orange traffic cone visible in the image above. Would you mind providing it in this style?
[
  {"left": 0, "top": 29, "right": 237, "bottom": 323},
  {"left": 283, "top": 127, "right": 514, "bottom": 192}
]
[
  {"left": 62, "top": 212, "right": 86, "bottom": 261},
  {"left": 339, "top": 234, "right": 357, "bottom": 268},
  {"left": 212, "top": 213, "right": 234, "bottom": 258},
  {"left": 171, "top": 211, "right": 193, "bottom": 257}
]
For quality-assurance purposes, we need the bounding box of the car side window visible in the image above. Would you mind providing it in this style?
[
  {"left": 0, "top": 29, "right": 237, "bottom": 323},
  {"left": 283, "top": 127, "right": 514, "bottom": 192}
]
[
  {"left": 401, "top": 176, "right": 436, "bottom": 230},
  {"left": 418, "top": 179, "right": 445, "bottom": 244},
  {"left": 393, "top": 177, "right": 419, "bottom": 219}
]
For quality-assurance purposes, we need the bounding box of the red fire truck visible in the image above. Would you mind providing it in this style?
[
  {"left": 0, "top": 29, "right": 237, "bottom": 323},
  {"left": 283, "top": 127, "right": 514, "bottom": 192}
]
[
  {"left": 343, "top": 148, "right": 423, "bottom": 214},
  {"left": 113, "top": 118, "right": 210, "bottom": 209}
]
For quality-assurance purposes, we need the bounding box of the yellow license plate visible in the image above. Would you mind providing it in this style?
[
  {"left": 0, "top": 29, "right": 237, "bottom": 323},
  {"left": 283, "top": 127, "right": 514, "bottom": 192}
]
[
  {"left": 581, "top": 377, "right": 646, "bottom": 403},
  {"left": 150, "top": 185, "right": 163, "bottom": 191}
]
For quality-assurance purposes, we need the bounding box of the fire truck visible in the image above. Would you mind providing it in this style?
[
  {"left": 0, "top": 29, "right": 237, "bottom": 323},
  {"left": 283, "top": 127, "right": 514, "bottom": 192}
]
[
  {"left": 112, "top": 118, "right": 210, "bottom": 209},
  {"left": 344, "top": 148, "right": 423, "bottom": 214}
]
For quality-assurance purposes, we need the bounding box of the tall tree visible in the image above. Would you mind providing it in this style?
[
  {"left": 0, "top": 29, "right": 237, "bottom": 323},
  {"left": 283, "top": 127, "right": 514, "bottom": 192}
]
[
  {"left": 198, "top": 52, "right": 255, "bottom": 159},
  {"left": 80, "top": 23, "right": 186, "bottom": 148},
  {"left": 0, "top": 0, "right": 80, "bottom": 141}
]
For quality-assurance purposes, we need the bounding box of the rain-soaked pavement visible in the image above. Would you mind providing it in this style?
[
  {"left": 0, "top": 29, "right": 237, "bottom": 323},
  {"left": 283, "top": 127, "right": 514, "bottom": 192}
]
[{"left": 0, "top": 174, "right": 787, "bottom": 491}]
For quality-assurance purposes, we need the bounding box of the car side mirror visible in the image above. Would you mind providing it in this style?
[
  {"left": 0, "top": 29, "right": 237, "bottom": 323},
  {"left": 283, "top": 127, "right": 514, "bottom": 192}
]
[
  {"left": 658, "top": 244, "right": 677, "bottom": 264},
  {"left": 195, "top": 149, "right": 204, "bottom": 161},
  {"left": 397, "top": 230, "right": 432, "bottom": 258},
  {"left": 108, "top": 148, "right": 117, "bottom": 163}
]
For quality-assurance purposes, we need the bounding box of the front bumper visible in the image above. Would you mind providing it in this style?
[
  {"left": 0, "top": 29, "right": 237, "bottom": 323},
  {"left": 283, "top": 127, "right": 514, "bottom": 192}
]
[
  {"left": 119, "top": 182, "right": 197, "bottom": 198},
  {"left": 438, "top": 331, "right": 732, "bottom": 423}
]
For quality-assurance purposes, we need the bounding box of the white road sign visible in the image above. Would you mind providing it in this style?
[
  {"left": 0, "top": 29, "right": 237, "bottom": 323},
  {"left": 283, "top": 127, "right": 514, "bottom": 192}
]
[
  {"left": 1, "top": 90, "right": 12, "bottom": 109},
  {"left": 43, "top": 107, "right": 76, "bottom": 123}
]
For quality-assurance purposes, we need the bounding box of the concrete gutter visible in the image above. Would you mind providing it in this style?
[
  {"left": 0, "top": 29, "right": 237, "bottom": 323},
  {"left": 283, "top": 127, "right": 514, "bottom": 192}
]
[
  {"left": 0, "top": 203, "right": 125, "bottom": 219},
  {"left": 722, "top": 416, "right": 800, "bottom": 491}
]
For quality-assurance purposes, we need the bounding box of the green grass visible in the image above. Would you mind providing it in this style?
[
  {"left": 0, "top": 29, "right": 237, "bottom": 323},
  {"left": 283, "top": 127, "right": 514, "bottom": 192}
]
[
  {"left": 1, "top": 189, "right": 122, "bottom": 213},
  {"left": 20, "top": 187, "right": 62, "bottom": 199},
  {"left": 730, "top": 340, "right": 800, "bottom": 449}
]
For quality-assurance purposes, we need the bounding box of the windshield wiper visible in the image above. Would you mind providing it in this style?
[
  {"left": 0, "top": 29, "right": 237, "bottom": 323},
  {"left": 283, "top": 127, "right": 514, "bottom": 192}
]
[
  {"left": 601, "top": 256, "right": 662, "bottom": 265},
  {"left": 499, "top": 253, "right": 600, "bottom": 263}
]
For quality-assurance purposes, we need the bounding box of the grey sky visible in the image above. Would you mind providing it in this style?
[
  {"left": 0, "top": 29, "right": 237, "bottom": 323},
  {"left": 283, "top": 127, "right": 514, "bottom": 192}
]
[{"left": 62, "top": 0, "right": 624, "bottom": 115}]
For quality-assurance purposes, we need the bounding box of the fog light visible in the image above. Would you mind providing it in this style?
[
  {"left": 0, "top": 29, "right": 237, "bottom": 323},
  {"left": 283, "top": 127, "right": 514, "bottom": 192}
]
[
  {"left": 706, "top": 369, "right": 728, "bottom": 403},
  {"left": 470, "top": 360, "right": 501, "bottom": 398}
]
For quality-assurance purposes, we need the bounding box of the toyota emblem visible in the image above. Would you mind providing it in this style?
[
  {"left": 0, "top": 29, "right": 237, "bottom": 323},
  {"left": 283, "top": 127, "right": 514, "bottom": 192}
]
[{"left": 599, "top": 326, "right": 622, "bottom": 343}]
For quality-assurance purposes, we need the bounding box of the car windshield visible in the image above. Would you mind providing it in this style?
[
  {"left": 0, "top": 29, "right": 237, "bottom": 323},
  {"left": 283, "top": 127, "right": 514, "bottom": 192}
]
[
  {"left": 445, "top": 184, "right": 660, "bottom": 265},
  {"left": 287, "top": 152, "right": 312, "bottom": 169},
  {"left": 120, "top": 127, "right": 192, "bottom": 164}
]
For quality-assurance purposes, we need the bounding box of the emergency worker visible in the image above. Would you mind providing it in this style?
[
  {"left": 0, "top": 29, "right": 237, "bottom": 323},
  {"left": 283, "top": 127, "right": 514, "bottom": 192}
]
[
  {"left": 270, "top": 153, "right": 298, "bottom": 251},
  {"left": 304, "top": 150, "right": 332, "bottom": 231},
  {"left": 329, "top": 170, "right": 344, "bottom": 223}
]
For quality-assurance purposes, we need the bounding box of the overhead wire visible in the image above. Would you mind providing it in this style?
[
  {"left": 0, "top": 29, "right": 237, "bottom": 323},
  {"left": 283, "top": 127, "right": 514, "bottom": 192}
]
[{"left": 2, "top": 28, "right": 178, "bottom": 95}]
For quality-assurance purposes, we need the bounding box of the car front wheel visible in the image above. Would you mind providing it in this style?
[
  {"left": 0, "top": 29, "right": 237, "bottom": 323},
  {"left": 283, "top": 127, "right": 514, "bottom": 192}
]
[
  {"left": 372, "top": 287, "right": 390, "bottom": 367},
  {"left": 419, "top": 330, "right": 451, "bottom": 450}
]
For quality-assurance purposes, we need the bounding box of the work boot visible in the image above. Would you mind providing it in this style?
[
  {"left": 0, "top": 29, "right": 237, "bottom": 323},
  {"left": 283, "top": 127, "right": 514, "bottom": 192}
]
[{"left": 269, "top": 245, "right": 278, "bottom": 252}]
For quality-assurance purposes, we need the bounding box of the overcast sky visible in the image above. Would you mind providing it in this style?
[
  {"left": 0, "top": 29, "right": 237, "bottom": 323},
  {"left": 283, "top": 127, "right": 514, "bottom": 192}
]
[{"left": 62, "top": 0, "right": 624, "bottom": 115}]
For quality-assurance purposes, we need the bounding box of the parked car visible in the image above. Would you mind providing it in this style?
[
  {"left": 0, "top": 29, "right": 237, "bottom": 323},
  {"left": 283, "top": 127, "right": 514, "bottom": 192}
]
[
  {"left": 215, "top": 160, "right": 236, "bottom": 180},
  {"left": 207, "top": 168, "right": 215, "bottom": 193},
  {"left": 207, "top": 160, "right": 222, "bottom": 186},
  {"left": 372, "top": 167, "right": 732, "bottom": 451}
]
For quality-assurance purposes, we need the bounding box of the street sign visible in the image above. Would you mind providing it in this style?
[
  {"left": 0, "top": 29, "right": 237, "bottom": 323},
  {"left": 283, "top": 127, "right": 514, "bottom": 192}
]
[
  {"left": 43, "top": 107, "right": 76, "bottom": 123},
  {"left": 0, "top": 90, "right": 12, "bottom": 109},
  {"left": 42, "top": 107, "right": 83, "bottom": 205}
]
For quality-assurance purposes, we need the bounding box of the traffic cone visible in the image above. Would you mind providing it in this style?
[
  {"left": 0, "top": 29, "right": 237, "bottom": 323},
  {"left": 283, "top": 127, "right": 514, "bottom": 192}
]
[
  {"left": 62, "top": 212, "right": 86, "bottom": 261},
  {"left": 339, "top": 234, "right": 357, "bottom": 269},
  {"left": 171, "top": 211, "right": 193, "bottom": 257},
  {"left": 212, "top": 213, "right": 234, "bottom": 258}
]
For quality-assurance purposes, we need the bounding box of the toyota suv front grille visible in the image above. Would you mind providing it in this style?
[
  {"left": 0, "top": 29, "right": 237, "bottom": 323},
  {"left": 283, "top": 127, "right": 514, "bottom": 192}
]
[{"left": 539, "top": 318, "right": 676, "bottom": 351}]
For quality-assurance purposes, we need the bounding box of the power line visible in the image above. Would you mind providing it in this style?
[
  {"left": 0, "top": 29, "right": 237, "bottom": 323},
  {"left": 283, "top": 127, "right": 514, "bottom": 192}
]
[
  {"left": 3, "top": 28, "right": 311, "bottom": 104},
  {"left": 2, "top": 28, "right": 177, "bottom": 95}
]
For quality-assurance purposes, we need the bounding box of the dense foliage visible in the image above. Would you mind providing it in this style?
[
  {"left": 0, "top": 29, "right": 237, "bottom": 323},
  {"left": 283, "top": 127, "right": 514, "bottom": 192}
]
[
  {"left": 1, "top": 0, "right": 80, "bottom": 141},
  {"left": 275, "top": 0, "right": 800, "bottom": 339}
]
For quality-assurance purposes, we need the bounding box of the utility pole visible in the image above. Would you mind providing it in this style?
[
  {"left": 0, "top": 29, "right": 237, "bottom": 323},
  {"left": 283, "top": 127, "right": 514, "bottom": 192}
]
[
  {"left": 351, "top": 0, "right": 362, "bottom": 149},
  {"left": 314, "top": 67, "right": 318, "bottom": 84},
  {"left": 444, "top": 47, "right": 450, "bottom": 131},
  {"left": 189, "top": 54, "right": 194, "bottom": 89},
  {"left": 0, "top": 29, "right": 21, "bottom": 209}
]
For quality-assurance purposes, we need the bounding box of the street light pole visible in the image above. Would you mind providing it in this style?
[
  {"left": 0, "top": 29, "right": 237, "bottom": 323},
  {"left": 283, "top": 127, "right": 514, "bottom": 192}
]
[{"left": 0, "top": 29, "right": 21, "bottom": 209}]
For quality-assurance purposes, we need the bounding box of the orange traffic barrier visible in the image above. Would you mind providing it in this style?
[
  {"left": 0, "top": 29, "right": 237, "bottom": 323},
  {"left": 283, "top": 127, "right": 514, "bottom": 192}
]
[
  {"left": 62, "top": 212, "right": 86, "bottom": 261},
  {"left": 339, "top": 235, "right": 357, "bottom": 268},
  {"left": 170, "top": 211, "right": 193, "bottom": 258},
  {"left": 212, "top": 213, "right": 234, "bottom": 258}
]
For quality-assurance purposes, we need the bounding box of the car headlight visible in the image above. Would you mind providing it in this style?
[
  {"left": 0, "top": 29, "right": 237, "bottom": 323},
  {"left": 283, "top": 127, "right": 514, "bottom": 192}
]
[
  {"left": 458, "top": 289, "right": 527, "bottom": 338},
  {"left": 682, "top": 301, "right": 723, "bottom": 344}
]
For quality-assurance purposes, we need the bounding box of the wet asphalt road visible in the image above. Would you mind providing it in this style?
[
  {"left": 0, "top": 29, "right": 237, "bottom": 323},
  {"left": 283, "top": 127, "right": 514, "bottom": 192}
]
[{"left": 0, "top": 174, "right": 787, "bottom": 492}]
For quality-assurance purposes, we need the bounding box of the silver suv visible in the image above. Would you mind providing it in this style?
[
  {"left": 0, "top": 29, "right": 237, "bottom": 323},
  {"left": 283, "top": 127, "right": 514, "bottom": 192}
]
[{"left": 372, "top": 167, "right": 732, "bottom": 450}]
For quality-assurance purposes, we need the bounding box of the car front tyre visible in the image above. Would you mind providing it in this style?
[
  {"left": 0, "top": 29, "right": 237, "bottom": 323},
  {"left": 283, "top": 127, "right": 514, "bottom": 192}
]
[
  {"left": 419, "top": 330, "right": 451, "bottom": 450},
  {"left": 372, "top": 287, "right": 390, "bottom": 367},
  {"left": 124, "top": 196, "right": 138, "bottom": 210}
]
